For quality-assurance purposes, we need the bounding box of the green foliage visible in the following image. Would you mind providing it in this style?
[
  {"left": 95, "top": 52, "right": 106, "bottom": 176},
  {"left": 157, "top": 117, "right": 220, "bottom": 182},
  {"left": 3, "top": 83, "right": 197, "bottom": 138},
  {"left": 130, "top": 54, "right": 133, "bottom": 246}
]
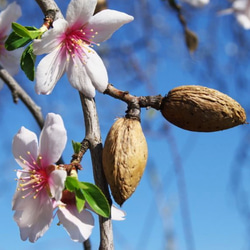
[
  {"left": 11, "top": 23, "right": 41, "bottom": 39},
  {"left": 72, "top": 140, "right": 82, "bottom": 154},
  {"left": 4, "top": 23, "right": 44, "bottom": 81},
  {"left": 5, "top": 32, "right": 31, "bottom": 51},
  {"left": 65, "top": 176, "right": 110, "bottom": 218},
  {"left": 20, "top": 44, "right": 36, "bottom": 81}
]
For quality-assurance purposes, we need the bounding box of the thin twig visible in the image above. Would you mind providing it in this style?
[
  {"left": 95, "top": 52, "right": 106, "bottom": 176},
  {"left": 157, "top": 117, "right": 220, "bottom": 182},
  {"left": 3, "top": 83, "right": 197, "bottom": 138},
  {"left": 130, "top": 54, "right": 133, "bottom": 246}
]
[
  {"left": 0, "top": 66, "right": 44, "bottom": 129},
  {"left": 104, "top": 83, "right": 163, "bottom": 110},
  {"left": 71, "top": 138, "right": 91, "bottom": 164}
]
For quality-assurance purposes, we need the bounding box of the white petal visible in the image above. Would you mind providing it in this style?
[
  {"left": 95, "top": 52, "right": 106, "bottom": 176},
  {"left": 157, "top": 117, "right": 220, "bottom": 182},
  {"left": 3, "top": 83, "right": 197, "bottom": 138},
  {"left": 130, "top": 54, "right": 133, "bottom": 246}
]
[
  {"left": 111, "top": 205, "right": 126, "bottom": 221},
  {"left": 38, "top": 113, "right": 67, "bottom": 166},
  {"left": 84, "top": 49, "right": 108, "bottom": 93},
  {"left": 236, "top": 13, "right": 250, "bottom": 29},
  {"left": 12, "top": 127, "right": 38, "bottom": 170},
  {"left": 57, "top": 205, "right": 94, "bottom": 242},
  {"left": 35, "top": 47, "right": 67, "bottom": 95},
  {"left": 13, "top": 189, "right": 53, "bottom": 225},
  {"left": 88, "top": 10, "right": 134, "bottom": 43},
  {"left": 0, "top": 2, "right": 21, "bottom": 36},
  {"left": 233, "top": 0, "right": 248, "bottom": 10},
  {"left": 33, "top": 19, "right": 68, "bottom": 55},
  {"left": 182, "top": 0, "right": 209, "bottom": 7},
  {"left": 49, "top": 169, "right": 67, "bottom": 201},
  {"left": 0, "top": 48, "right": 23, "bottom": 75},
  {"left": 66, "top": 0, "right": 97, "bottom": 28},
  {"left": 13, "top": 194, "right": 53, "bottom": 242},
  {"left": 67, "top": 56, "right": 96, "bottom": 97}
]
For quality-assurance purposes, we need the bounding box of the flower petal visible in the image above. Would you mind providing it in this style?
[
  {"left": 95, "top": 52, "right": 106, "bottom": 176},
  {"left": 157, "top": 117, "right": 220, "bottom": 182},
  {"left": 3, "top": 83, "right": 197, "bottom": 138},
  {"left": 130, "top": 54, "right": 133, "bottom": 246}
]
[
  {"left": 111, "top": 205, "right": 126, "bottom": 221},
  {"left": 0, "top": 48, "right": 23, "bottom": 75},
  {"left": 38, "top": 113, "right": 67, "bottom": 166},
  {"left": 13, "top": 193, "right": 53, "bottom": 242},
  {"left": 12, "top": 127, "right": 38, "bottom": 170},
  {"left": 236, "top": 13, "right": 250, "bottom": 29},
  {"left": 49, "top": 169, "right": 67, "bottom": 201},
  {"left": 84, "top": 49, "right": 108, "bottom": 93},
  {"left": 33, "top": 19, "right": 68, "bottom": 55},
  {"left": 0, "top": 2, "right": 21, "bottom": 35},
  {"left": 35, "top": 47, "right": 67, "bottom": 95},
  {"left": 182, "top": 0, "right": 209, "bottom": 7},
  {"left": 57, "top": 204, "right": 94, "bottom": 242},
  {"left": 66, "top": 0, "right": 97, "bottom": 28},
  {"left": 87, "top": 10, "right": 134, "bottom": 43},
  {"left": 67, "top": 56, "right": 96, "bottom": 97}
]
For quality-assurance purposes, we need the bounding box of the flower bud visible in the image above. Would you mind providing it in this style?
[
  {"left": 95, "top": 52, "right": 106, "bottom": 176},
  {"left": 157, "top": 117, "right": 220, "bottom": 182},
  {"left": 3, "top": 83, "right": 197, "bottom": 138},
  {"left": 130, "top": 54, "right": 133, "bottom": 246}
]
[
  {"left": 102, "top": 118, "right": 148, "bottom": 205},
  {"left": 161, "top": 85, "right": 247, "bottom": 132}
]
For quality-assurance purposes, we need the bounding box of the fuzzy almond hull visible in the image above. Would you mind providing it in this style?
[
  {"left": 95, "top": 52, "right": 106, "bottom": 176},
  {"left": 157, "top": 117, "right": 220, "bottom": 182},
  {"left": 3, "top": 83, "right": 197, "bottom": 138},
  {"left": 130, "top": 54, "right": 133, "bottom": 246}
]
[
  {"left": 161, "top": 85, "right": 246, "bottom": 132},
  {"left": 102, "top": 118, "right": 148, "bottom": 205}
]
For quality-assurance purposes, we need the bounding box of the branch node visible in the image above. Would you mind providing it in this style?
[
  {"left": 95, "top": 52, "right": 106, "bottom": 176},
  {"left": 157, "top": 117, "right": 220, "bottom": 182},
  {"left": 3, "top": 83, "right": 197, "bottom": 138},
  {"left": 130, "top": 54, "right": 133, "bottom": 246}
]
[
  {"left": 71, "top": 138, "right": 90, "bottom": 163},
  {"left": 125, "top": 100, "right": 141, "bottom": 121},
  {"left": 43, "top": 10, "right": 55, "bottom": 29}
]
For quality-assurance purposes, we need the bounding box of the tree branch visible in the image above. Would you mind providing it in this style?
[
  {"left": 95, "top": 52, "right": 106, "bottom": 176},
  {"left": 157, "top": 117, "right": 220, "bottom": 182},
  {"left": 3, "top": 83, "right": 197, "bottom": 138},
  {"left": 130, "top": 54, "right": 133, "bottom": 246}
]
[
  {"left": 34, "top": 0, "right": 63, "bottom": 20},
  {"left": 79, "top": 93, "right": 114, "bottom": 250},
  {"left": 0, "top": 66, "right": 44, "bottom": 129},
  {"left": 104, "top": 83, "right": 163, "bottom": 110}
]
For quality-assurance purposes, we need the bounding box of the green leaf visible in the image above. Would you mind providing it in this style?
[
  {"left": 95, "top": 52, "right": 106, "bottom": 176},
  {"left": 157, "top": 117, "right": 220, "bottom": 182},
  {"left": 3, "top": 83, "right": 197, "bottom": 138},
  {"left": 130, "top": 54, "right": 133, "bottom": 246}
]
[
  {"left": 12, "top": 22, "right": 32, "bottom": 38},
  {"left": 75, "top": 189, "right": 86, "bottom": 213},
  {"left": 65, "top": 178, "right": 110, "bottom": 217},
  {"left": 12, "top": 23, "right": 42, "bottom": 39},
  {"left": 5, "top": 31, "right": 31, "bottom": 51},
  {"left": 65, "top": 176, "right": 80, "bottom": 192},
  {"left": 20, "top": 43, "right": 36, "bottom": 81},
  {"left": 72, "top": 140, "right": 82, "bottom": 154},
  {"left": 80, "top": 182, "right": 110, "bottom": 218}
]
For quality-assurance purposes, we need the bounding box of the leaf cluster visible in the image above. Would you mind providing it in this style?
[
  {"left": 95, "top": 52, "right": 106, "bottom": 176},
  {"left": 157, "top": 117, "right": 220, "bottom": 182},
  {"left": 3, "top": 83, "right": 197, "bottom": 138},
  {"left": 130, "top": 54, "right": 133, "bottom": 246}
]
[
  {"left": 5, "top": 22, "right": 43, "bottom": 81},
  {"left": 65, "top": 176, "right": 110, "bottom": 218}
]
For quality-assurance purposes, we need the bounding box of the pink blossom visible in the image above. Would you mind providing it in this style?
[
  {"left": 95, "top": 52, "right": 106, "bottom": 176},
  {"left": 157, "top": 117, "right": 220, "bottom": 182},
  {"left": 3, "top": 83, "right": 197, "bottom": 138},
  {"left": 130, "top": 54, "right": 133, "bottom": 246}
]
[
  {"left": 56, "top": 190, "right": 126, "bottom": 242},
  {"left": 12, "top": 113, "right": 67, "bottom": 242},
  {"left": 0, "top": 2, "right": 22, "bottom": 89},
  {"left": 33, "top": 0, "right": 134, "bottom": 97}
]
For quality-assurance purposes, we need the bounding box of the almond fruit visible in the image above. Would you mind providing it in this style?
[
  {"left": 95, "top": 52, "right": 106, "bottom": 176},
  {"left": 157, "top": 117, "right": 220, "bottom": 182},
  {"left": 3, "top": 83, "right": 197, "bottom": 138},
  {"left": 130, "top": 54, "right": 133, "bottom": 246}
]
[
  {"left": 161, "top": 85, "right": 246, "bottom": 132},
  {"left": 102, "top": 117, "right": 148, "bottom": 205}
]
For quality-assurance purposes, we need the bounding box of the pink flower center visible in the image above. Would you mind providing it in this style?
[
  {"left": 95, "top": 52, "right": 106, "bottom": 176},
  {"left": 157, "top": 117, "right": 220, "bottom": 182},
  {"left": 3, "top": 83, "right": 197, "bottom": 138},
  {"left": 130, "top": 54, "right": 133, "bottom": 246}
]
[
  {"left": 61, "top": 26, "right": 99, "bottom": 63},
  {"left": 17, "top": 152, "right": 52, "bottom": 199}
]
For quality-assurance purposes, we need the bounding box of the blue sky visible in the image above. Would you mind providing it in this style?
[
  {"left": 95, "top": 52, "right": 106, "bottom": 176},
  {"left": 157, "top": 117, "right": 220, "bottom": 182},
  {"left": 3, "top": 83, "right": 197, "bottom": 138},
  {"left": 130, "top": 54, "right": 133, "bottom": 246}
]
[{"left": 1, "top": 0, "right": 250, "bottom": 250}]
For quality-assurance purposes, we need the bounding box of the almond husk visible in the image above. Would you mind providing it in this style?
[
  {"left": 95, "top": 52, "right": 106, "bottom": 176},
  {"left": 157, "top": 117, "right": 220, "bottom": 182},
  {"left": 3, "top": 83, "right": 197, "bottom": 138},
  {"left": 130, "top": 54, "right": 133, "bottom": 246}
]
[
  {"left": 102, "top": 117, "right": 148, "bottom": 205},
  {"left": 161, "top": 85, "right": 246, "bottom": 132}
]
